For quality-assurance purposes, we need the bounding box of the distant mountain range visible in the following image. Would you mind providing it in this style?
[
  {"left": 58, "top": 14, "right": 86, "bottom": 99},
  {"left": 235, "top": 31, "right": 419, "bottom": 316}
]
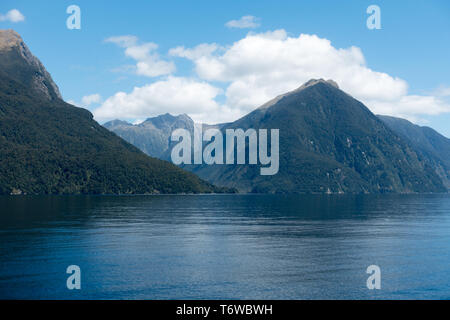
[
  {"left": 104, "top": 113, "right": 194, "bottom": 160},
  {"left": 105, "top": 79, "right": 449, "bottom": 194},
  {"left": 5, "top": 28, "right": 446, "bottom": 195},
  {"left": 0, "top": 29, "right": 227, "bottom": 195}
]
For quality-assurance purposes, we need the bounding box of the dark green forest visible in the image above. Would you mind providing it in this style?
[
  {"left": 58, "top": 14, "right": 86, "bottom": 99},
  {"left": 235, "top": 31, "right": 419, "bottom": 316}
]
[
  {"left": 0, "top": 71, "right": 231, "bottom": 195},
  {"left": 187, "top": 80, "right": 447, "bottom": 193}
]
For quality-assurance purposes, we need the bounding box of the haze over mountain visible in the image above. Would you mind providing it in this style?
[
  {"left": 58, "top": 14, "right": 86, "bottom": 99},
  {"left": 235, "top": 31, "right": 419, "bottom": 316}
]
[
  {"left": 106, "top": 79, "right": 448, "bottom": 194},
  {"left": 104, "top": 113, "right": 194, "bottom": 159},
  {"left": 0, "top": 29, "right": 225, "bottom": 195}
]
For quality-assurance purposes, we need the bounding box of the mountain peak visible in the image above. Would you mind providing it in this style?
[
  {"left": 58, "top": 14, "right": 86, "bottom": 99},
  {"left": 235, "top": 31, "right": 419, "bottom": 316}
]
[
  {"left": 0, "top": 29, "right": 62, "bottom": 100},
  {"left": 142, "top": 113, "right": 193, "bottom": 126},
  {"left": 300, "top": 78, "right": 339, "bottom": 90},
  {"left": 258, "top": 78, "right": 339, "bottom": 111},
  {"left": 0, "top": 29, "right": 23, "bottom": 51}
]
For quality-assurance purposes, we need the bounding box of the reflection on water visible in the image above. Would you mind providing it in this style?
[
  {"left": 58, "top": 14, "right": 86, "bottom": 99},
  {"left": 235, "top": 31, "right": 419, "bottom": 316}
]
[{"left": 0, "top": 194, "right": 449, "bottom": 299}]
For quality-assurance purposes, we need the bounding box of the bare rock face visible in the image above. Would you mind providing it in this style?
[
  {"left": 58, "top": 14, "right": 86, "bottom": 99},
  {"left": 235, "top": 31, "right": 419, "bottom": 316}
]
[
  {"left": 0, "top": 29, "right": 23, "bottom": 50},
  {"left": 0, "top": 29, "right": 62, "bottom": 100}
]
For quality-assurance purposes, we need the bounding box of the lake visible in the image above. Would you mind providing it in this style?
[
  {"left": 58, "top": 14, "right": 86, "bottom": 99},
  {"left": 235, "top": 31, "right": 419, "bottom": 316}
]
[{"left": 0, "top": 194, "right": 449, "bottom": 299}]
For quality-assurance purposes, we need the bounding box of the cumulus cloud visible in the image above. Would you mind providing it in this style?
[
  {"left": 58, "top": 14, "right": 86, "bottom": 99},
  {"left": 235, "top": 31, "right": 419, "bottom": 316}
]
[
  {"left": 0, "top": 9, "right": 25, "bottom": 23},
  {"left": 68, "top": 94, "right": 101, "bottom": 108},
  {"left": 171, "top": 29, "right": 450, "bottom": 119},
  {"left": 367, "top": 95, "right": 450, "bottom": 119},
  {"left": 225, "top": 15, "right": 261, "bottom": 29},
  {"left": 94, "top": 76, "right": 240, "bottom": 124},
  {"left": 94, "top": 29, "right": 450, "bottom": 125},
  {"left": 81, "top": 94, "right": 102, "bottom": 106},
  {"left": 104, "top": 35, "right": 138, "bottom": 48},
  {"left": 434, "top": 85, "right": 450, "bottom": 98},
  {"left": 105, "top": 35, "right": 175, "bottom": 77},
  {"left": 169, "top": 43, "right": 219, "bottom": 60}
]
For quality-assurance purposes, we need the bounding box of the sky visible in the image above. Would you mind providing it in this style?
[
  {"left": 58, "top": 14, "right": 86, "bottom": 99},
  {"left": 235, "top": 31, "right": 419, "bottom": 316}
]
[{"left": 1, "top": 0, "right": 450, "bottom": 137}]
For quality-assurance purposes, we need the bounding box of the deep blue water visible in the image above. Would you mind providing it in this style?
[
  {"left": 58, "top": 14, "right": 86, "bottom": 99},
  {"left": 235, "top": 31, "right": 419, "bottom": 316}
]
[{"left": 0, "top": 194, "right": 449, "bottom": 299}]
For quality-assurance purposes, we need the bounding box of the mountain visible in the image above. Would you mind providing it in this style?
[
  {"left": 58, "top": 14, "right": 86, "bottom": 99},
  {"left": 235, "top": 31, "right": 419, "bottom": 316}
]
[
  {"left": 104, "top": 113, "right": 194, "bottom": 159},
  {"left": 0, "top": 29, "right": 62, "bottom": 101},
  {"left": 378, "top": 115, "right": 450, "bottom": 189},
  {"left": 0, "top": 29, "right": 226, "bottom": 195},
  {"left": 184, "top": 79, "right": 447, "bottom": 193}
]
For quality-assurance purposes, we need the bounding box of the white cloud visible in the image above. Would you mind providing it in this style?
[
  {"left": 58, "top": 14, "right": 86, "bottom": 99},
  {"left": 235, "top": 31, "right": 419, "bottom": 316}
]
[
  {"left": 105, "top": 35, "right": 175, "bottom": 77},
  {"left": 93, "top": 76, "right": 239, "bottom": 124},
  {"left": 368, "top": 95, "right": 450, "bottom": 117},
  {"left": 434, "top": 85, "right": 450, "bottom": 98},
  {"left": 104, "top": 35, "right": 138, "bottom": 48},
  {"left": 81, "top": 94, "right": 102, "bottom": 106},
  {"left": 171, "top": 29, "right": 450, "bottom": 120},
  {"left": 169, "top": 43, "right": 219, "bottom": 60},
  {"left": 0, "top": 9, "right": 25, "bottom": 23},
  {"left": 94, "top": 29, "right": 450, "bottom": 126},
  {"left": 68, "top": 94, "right": 101, "bottom": 108},
  {"left": 225, "top": 15, "right": 261, "bottom": 29}
]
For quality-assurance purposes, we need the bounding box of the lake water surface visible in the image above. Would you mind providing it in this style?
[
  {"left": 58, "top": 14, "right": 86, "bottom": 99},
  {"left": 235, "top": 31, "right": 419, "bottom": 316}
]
[{"left": 0, "top": 194, "right": 449, "bottom": 299}]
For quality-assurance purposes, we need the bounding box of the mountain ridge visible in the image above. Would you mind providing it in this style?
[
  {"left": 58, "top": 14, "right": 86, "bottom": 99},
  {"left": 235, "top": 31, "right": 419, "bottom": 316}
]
[
  {"left": 187, "top": 80, "right": 445, "bottom": 193},
  {"left": 378, "top": 115, "right": 450, "bottom": 189},
  {"left": 0, "top": 29, "right": 62, "bottom": 101},
  {"left": 104, "top": 113, "right": 195, "bottom": 159},
  {"left": 105, "top": 79, "right": 448, "bottom": 194},
  {"left": 0, "top": 29, "right": 228, "bottom": 195}
]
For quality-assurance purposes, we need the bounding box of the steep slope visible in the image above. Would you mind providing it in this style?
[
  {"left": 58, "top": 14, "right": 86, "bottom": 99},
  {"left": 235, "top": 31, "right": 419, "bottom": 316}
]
[
  {"left": 186, "top": 79, "right": 446, "bottom": 193},
  {"left": 0, "top": 29, "right": 224, "bottom": 195},
  {"left": 378, "top": 115, "right": 450, "bottom": 189},
  {"left": 0, "top": 30, "right": 61, "bottom": 101},
  {"left": 104, "top": 113, "right": 194, "bottom": 159}
]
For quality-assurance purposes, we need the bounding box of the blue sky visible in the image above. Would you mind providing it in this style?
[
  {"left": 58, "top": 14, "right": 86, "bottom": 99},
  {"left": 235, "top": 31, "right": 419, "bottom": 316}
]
[{"left": 1, "top": 0, "right": 450, "bottom": 136}]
